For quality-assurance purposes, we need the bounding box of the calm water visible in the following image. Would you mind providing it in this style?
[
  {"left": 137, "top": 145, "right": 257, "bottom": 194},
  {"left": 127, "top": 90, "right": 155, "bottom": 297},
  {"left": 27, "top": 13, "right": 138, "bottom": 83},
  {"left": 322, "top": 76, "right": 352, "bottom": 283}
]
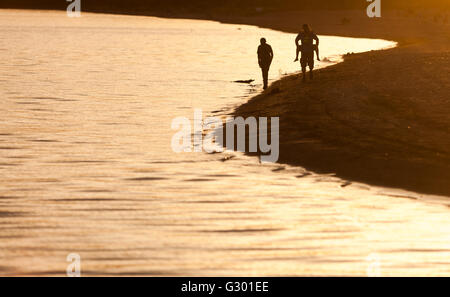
[{"left": 0, "top": 10, "right": 449, "bottom": 276}]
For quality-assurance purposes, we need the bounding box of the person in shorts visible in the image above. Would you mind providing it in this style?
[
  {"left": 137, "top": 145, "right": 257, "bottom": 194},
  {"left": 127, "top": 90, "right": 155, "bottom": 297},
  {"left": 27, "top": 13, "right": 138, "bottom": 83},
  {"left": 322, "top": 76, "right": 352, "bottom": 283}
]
[{"left": 295, "top": 24, "right": 319, "bottom": 82}]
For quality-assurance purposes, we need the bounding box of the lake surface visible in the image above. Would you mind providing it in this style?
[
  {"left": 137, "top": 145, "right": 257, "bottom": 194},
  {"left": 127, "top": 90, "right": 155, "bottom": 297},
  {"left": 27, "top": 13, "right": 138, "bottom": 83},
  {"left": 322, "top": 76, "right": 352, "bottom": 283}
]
[{"left": 0, "top": 10, "right": 449, "bottom": 276}]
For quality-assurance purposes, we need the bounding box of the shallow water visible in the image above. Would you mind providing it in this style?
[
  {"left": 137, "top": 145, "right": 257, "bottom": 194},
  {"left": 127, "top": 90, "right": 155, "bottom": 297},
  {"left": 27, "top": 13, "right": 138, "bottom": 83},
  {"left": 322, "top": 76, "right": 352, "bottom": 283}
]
[{"left": 0, "top": 10, "right": 449, "bottom": 276}]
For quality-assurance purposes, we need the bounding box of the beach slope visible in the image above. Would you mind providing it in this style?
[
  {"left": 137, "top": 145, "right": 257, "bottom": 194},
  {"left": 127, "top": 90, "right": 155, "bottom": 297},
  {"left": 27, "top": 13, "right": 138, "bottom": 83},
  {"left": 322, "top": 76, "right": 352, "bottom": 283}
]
[{"left": 228, "top": 10, "right": 450, "bottom": 196}]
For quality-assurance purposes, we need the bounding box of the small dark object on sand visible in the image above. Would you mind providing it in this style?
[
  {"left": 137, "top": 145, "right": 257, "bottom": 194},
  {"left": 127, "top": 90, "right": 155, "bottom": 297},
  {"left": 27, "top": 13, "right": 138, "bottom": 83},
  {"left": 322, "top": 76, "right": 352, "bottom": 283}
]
[
  {"left": 340, "top": 181, "right": 352, "bottom": 188},
  {"left": 234, "top": 79, "right": 255, "bottom": 84},
  {"left": 272, "top": 166, "right": 285, "bottom": 172},
  {"left": 296, "top": 172, "right": 312, "bottom": 178},
  {"left": 220, "top": 155, "right": 235, "bottom": 162}
]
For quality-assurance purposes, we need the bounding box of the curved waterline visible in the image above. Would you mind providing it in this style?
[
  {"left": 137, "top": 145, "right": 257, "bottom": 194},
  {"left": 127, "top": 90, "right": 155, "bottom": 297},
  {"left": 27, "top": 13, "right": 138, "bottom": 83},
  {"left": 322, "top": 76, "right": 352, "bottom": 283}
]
[{"left": 0, "top": 10, "right": 449, "bottom": 277}]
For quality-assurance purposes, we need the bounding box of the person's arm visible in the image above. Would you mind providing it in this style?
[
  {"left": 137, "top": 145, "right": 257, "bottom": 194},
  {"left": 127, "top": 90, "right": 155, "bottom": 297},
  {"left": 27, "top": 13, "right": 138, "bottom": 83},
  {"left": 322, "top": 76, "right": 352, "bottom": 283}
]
[
  {"left": 295, "top": 33, "right": 301, "bottom": 47},
  {"left": 269, "top": 45, "right": 274, "bottom": 62},
  {"left": 314, "top": 33, "right": 319, "bottom": 46},
  {"left": 257, "top": 47, "right": 262, "bottom": 66}
]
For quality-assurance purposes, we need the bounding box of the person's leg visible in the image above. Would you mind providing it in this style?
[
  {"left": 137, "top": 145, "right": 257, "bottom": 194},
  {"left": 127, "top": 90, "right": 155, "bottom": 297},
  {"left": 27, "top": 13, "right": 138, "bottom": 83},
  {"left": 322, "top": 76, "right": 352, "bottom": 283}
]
[
  {"left": 300, "top": 52, "right": 307, "bottom": 82},
  {"left": 309, "top": 53, "right": 314, "bottom": 80},
  {"left": 261, "top": 67, "right": 265, "bottom": 89},
  {"left": 301, "top": 67, "right": 307, "bottom": 82},
  {"left": 262, "top": 66, "right": 269, "bottom": 89}
]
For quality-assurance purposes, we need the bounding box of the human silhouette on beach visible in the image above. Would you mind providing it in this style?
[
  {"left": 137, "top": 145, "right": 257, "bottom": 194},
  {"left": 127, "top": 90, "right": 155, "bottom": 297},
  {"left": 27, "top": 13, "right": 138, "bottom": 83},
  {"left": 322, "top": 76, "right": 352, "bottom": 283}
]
[
  {"left": 295, "top": 24, "right": 319, "bottom": 82},
  {"left": 257, "top": 38, "right": 273, "bottom": 90}
]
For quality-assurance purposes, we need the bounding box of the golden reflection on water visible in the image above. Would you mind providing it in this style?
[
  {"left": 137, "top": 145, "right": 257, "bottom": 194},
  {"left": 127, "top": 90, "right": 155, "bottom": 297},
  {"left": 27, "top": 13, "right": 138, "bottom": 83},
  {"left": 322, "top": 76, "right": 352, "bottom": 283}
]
[{"left": 0, "top": 10, "right": 449, "bottom": 276}]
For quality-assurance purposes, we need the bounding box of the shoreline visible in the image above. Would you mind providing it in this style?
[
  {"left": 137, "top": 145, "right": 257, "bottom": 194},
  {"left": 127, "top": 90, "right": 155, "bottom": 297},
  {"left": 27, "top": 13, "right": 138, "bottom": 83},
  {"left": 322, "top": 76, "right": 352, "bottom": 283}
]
[
  {"left": 4, "top": 8, "right": 450, "bottom": 196},
  {"left": 131, "top": 8, "right": 450, "bottom": 197},
  {"left": 2, "top": 8, "right": 450, "bottom": 277},
  {"left": 219, "top": 10, "right": 450, "bottom": 197},
  {"left": 163, "top": 9, "right": 450, "bottom": 197}
]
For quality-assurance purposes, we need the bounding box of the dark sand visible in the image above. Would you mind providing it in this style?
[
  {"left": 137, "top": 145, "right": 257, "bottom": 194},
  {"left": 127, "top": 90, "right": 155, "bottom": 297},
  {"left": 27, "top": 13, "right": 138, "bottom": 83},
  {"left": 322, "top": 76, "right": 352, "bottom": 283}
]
[{"left": 215, "top": 10, "right": 450, "bottom": 197}]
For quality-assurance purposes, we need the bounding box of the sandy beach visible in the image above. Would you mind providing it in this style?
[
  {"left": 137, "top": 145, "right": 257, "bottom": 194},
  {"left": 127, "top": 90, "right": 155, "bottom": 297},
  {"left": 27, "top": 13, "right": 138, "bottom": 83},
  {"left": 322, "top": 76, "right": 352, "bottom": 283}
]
[
  {"left": 0, "top": 6, "right": 449, "bottom": 277},
  {"left": 211, "top": 9, "right": 450, "bottom": 197}
]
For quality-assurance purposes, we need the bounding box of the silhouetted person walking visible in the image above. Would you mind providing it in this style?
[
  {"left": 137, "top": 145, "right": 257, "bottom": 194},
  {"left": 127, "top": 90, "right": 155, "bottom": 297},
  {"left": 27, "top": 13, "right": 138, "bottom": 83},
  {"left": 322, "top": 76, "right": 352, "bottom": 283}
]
[
  {"left": 257, "top": 38, "right": 273, "bottom": 90},
  {"left": 295, "top": 24, "right": 319, "bottom": 82}
]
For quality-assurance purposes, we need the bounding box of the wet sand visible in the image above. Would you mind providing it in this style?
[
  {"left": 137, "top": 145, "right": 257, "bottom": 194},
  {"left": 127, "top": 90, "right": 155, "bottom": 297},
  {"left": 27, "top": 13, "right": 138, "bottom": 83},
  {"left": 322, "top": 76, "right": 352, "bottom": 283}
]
[{"left": 213, "top": 10, "right": 450, "bottom": 197}]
